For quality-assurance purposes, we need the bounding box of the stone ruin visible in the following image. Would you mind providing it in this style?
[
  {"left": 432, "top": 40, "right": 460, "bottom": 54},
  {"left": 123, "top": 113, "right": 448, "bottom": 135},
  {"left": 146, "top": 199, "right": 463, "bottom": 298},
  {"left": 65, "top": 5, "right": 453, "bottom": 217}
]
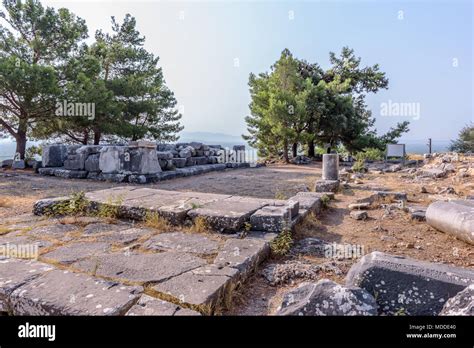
[{"left": 38, "top": 141, "right": 252, "bottom": 183}]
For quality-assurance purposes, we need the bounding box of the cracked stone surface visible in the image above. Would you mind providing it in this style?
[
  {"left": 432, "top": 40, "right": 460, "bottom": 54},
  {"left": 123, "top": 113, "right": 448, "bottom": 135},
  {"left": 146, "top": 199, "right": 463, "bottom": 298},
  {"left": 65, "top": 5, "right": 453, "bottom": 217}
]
[
  {"left": 72, "top": 252, "right": 207, "bottom": 283},
  {"left": 143, "top": 232, "right": 220, "bottom": 254},
  {"left": 0, "top": 189, "right": 284, "bottom": 315},
  {"left": 10, "top": 269, "right": 142, "bottom": 315},
  {"left": 152, "top": 270, "right": 234, "bottom": 311},
  {"left": 125, "top": 294, "right": 200, "bottom": 316},
  {"left": 0, "top": 259, "right": 54, "bottom": 311},
  {"left": 41, "top": 242, "right": 111, "bottom": 265}
]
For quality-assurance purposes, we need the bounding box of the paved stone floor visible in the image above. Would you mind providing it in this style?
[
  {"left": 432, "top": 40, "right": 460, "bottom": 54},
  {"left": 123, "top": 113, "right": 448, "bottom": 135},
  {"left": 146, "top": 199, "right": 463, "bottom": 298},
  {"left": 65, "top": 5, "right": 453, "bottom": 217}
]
[
  {"left": 0, "top": 213, "right": 277, "bottom": 315},
  {"left": 35, "top": 186, "right": 323, "bottom": 233}
]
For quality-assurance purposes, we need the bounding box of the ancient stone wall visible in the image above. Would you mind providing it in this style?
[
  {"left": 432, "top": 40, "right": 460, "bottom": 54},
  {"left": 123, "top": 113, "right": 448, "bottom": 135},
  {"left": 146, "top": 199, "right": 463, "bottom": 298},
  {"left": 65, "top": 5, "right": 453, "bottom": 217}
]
[{"left": 39, "top": 141, "right": 251, "bottom": 183}]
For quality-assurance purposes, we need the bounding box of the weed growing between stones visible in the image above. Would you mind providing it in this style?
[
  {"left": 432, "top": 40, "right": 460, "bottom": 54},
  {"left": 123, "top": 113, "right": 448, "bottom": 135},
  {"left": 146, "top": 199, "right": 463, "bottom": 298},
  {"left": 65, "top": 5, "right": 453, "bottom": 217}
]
[
  {"left": 274, "top": 191, "right": 287, "bottom": 200},
  {"left": 45, "top": 192, "right": 90, "bottom": 217},
  {"left": 190, "top": 202, "right": 203, "bottom": 209},
  {"left": 188, "top": 216, "right": 211, "bottom": 233},
  {"left": 143, "top": 211, "right": 172, "bottom": 232},
  {"left": 320, "top": 194, "right": 331, "bottom": 209},
  {"left": 270, "top": 227, "right": 293, "bottom": 256},
  {"left": 96, "top": 195, "right": 124, "bottom": 220}
]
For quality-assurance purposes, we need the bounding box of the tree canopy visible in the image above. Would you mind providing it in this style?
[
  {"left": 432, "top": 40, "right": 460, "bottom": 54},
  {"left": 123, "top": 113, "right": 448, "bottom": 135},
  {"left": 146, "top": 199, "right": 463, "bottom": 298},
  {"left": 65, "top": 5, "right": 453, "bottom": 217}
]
[
  {"left": 0, "top": 0, "right": 182, "bottom": 157},
  {"left": 449, "top": 123, "right": 474, "bottom": 153},
  {"left": 244, "top": 47, "right": 410, "bottom": 161}
]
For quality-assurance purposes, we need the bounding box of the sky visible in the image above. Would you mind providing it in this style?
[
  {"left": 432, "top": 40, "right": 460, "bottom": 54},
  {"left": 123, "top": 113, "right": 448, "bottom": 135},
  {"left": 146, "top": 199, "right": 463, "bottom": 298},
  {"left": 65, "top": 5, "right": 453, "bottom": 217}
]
[{"left": 25, "top": 0, "right": 474, "bottom": 142}]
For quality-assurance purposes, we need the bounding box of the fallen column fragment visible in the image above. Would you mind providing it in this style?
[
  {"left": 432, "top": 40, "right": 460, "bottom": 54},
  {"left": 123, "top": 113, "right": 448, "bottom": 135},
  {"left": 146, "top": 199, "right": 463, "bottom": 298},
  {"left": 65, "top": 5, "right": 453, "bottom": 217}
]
[{"left": 426, "top": 200, "right": 474, "bottom": 245}]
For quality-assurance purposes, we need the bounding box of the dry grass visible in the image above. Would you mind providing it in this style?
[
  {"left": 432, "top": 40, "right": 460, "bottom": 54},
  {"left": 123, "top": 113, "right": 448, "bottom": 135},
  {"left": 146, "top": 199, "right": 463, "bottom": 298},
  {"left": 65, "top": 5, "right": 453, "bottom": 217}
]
[
  {"left": 187, "top": 216, "right": 211, "bottom": 233},
  {"left": 142, "top": 211, "right": 172, "bottom": 232},
  {"left": 0, "top": 197, "right": 13, "bottom": 208}
]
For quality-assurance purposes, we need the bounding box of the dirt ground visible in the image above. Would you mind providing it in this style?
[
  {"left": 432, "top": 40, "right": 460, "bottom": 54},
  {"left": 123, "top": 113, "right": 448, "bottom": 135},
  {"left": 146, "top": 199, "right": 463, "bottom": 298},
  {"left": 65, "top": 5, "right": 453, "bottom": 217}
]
[{"left": 1, "top": 163, "right": 473, "bottom": 315}]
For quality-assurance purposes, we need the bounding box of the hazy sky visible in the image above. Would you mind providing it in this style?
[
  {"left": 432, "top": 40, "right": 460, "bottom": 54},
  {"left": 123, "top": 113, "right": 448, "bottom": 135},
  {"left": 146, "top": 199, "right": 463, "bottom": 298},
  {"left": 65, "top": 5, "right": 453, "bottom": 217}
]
[{"left": 40, "top": 0, "right": 472, "bottom": 141}]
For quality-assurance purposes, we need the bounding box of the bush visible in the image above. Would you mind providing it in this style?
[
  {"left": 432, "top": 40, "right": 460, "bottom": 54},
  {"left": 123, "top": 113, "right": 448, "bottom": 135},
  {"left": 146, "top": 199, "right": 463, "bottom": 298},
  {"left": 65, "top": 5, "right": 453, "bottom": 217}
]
[
  {"left": 449, "top": 124, "right": 474, "bottom": 153},
  {"left": 352, "top": 160, "right": 367, "bottom": 173},
  {"left": 270, "top": 227, "right": 293, "bottom": 256},
  {"left": 355, "top": 147, "right": 384, "bottom": 162},
  {"left": 25, "top": 145, "right": 42, "bottom": 161}
]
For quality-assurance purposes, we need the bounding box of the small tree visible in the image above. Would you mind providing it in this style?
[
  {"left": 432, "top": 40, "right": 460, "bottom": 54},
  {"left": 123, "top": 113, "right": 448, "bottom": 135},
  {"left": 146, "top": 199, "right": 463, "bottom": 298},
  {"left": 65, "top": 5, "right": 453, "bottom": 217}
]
[
  {"left": 0, "top": 0, "right": 87, "bottom": 157},
  {"left": 449, "top": 124, "right": 474, "bottom": 153}
]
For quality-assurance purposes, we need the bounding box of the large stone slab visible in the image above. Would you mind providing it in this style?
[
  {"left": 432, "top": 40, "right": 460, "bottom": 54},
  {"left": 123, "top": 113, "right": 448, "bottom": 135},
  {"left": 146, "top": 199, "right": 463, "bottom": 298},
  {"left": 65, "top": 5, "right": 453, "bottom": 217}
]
[
  {"left": 42, "top": 145, "right": 68, "bottom": 167},
  {"left": 249, "top": 205, "right": 294, "bottom": 232},
  {"left": 125, "top": 294, "right": 200, "bottom": 316},
  {"left": 290, "top": 192, "right": 322, "bottom": 214},
  {"left": 10, "top": 270, "right": 141, "bottom": 315},
  {"left": 440, "top": 284, "right": 474, "bottom": 316},
  {"left": 152, "top": 268, "right": 235, "bottom": 313},
  {"left": 314, "top": 180, "right": 339, "bottom": 193},
  {"left": 72, "top": 252, "right": 206, "bottom": 283},
  {"left": 41, "top": 242, "right": 110, "bottom": 264},
  {"left": 28, "top": 223, "right": 79, "bottom": 240},
  {"left": 188, "top": 197, "right": 266, "bottom": 232},
  {"left": 99, "top": 146, "right": 162, "bottom": 175},
  {"left": 346, "top": 251, "right": 474, "bottom": 315},
  {"left": 143, "top": 232, "right": 219, "bottom": 254},
  {"left": 276, "top": 279, "right": 377, "bottom": 316},
  {"left": 0, "top": 259, "right": 54, "bottom": 311},
  {"left": 213, "top": 236, "right": 269, "bottom": 280}
]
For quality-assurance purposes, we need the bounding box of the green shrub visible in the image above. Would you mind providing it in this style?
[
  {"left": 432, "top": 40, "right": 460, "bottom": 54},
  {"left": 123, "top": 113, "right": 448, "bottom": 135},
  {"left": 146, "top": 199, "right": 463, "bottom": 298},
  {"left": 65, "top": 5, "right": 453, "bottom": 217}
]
[
  {"left": 320, "top": 194, "right": 331, "bottom": 209},
  {"left": 355, "top": 147, "right": 384, "bottom": 162},
  {"left": 96, "top": 195, "right": 124, "bottom": 219},
  {"left": 270, "top": 227, "right": 293, "bottom": 256},
  {"left": 25, "top": 145, "right": 42, "bottom": 161},
  {"left": 46, "top": 192, "right": 90, "bottom": 217},
  {"left": 352, "top": 160, "right": 367, "bottom": 173}
]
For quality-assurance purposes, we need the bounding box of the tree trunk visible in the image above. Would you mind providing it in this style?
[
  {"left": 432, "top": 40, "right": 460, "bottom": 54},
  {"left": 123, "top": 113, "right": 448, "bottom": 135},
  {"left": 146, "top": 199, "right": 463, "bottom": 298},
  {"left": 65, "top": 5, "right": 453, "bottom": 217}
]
[
  {"left": 307, "top": 140, "right": 315, "bottom": 157},
  {"left": 15, "top": 118, "right": 28, "bottom": 160},
  {"left": 283, "top": 140, "right": 289, "bottom": 163},
  {"left": 93, "top": 130, "right": 101, "bottom": 145},
  {"left": 292, "top": 143, "right": 298, "bottom": 158}
]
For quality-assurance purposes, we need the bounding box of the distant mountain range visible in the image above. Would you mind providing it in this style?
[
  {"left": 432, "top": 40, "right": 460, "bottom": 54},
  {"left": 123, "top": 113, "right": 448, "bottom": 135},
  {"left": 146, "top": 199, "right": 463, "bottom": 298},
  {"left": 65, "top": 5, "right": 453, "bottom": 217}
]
[{"left": 178, "top": 131, "right": 246, "bottom": 145}]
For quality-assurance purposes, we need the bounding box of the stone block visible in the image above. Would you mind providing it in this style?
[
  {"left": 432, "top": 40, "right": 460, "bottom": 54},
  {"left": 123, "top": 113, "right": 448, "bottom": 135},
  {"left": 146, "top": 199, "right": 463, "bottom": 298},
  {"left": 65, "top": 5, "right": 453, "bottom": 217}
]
[
  {"left": 346, "top": 251, "right": 474, "bottom": 315},
  {"left": 250, "top": 205, "right": 293, "bottom": 232},
  {"left": 84, "top": 153, "right": 100, "bottom": 172},
  {"left": 188, "top": 197, "right": 266, "bottom": 232},
  {"left": 64, "top": 154, "right": 86, "bottom": 170},
  {"left": 1, "top": 159, "right": 13, "bottom": 168},
  {"left": 12, "top": 160, "right": 26, "bottom": 169},
  {"left": 214, "top": 237, "right": 269, "bottom": 281},
  {"left": 172, "top": 158, "right": 187, "bottom": 168},
  {"left": 440, "top": 284, "right": 474, "bottom": 316},
  {"left": 41, "top": 242, "right": 110, "bottom": 264},
  {"left": 314, "top": 180, "right": 340, "bottom": 193},
  {"left": 126, "top": 295, "right": 200, "bottom": 316},
  {"left": 194, "top": 156, "right": 208, "bottom": 165},
  {"left": 10, "top": 270, "right": 142, "bottom": 315},
  {"left": 276, "top": 279, "right": 377, "bottom": 316},
  {"left": 53, "top": 169, "right": 88, "bottom": 179},
  {"left": 42, "top": 145, "right": 68, "bottom": 167},
  {"left": 0, "top": 259, "right": 54, "bottom": 312}
]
